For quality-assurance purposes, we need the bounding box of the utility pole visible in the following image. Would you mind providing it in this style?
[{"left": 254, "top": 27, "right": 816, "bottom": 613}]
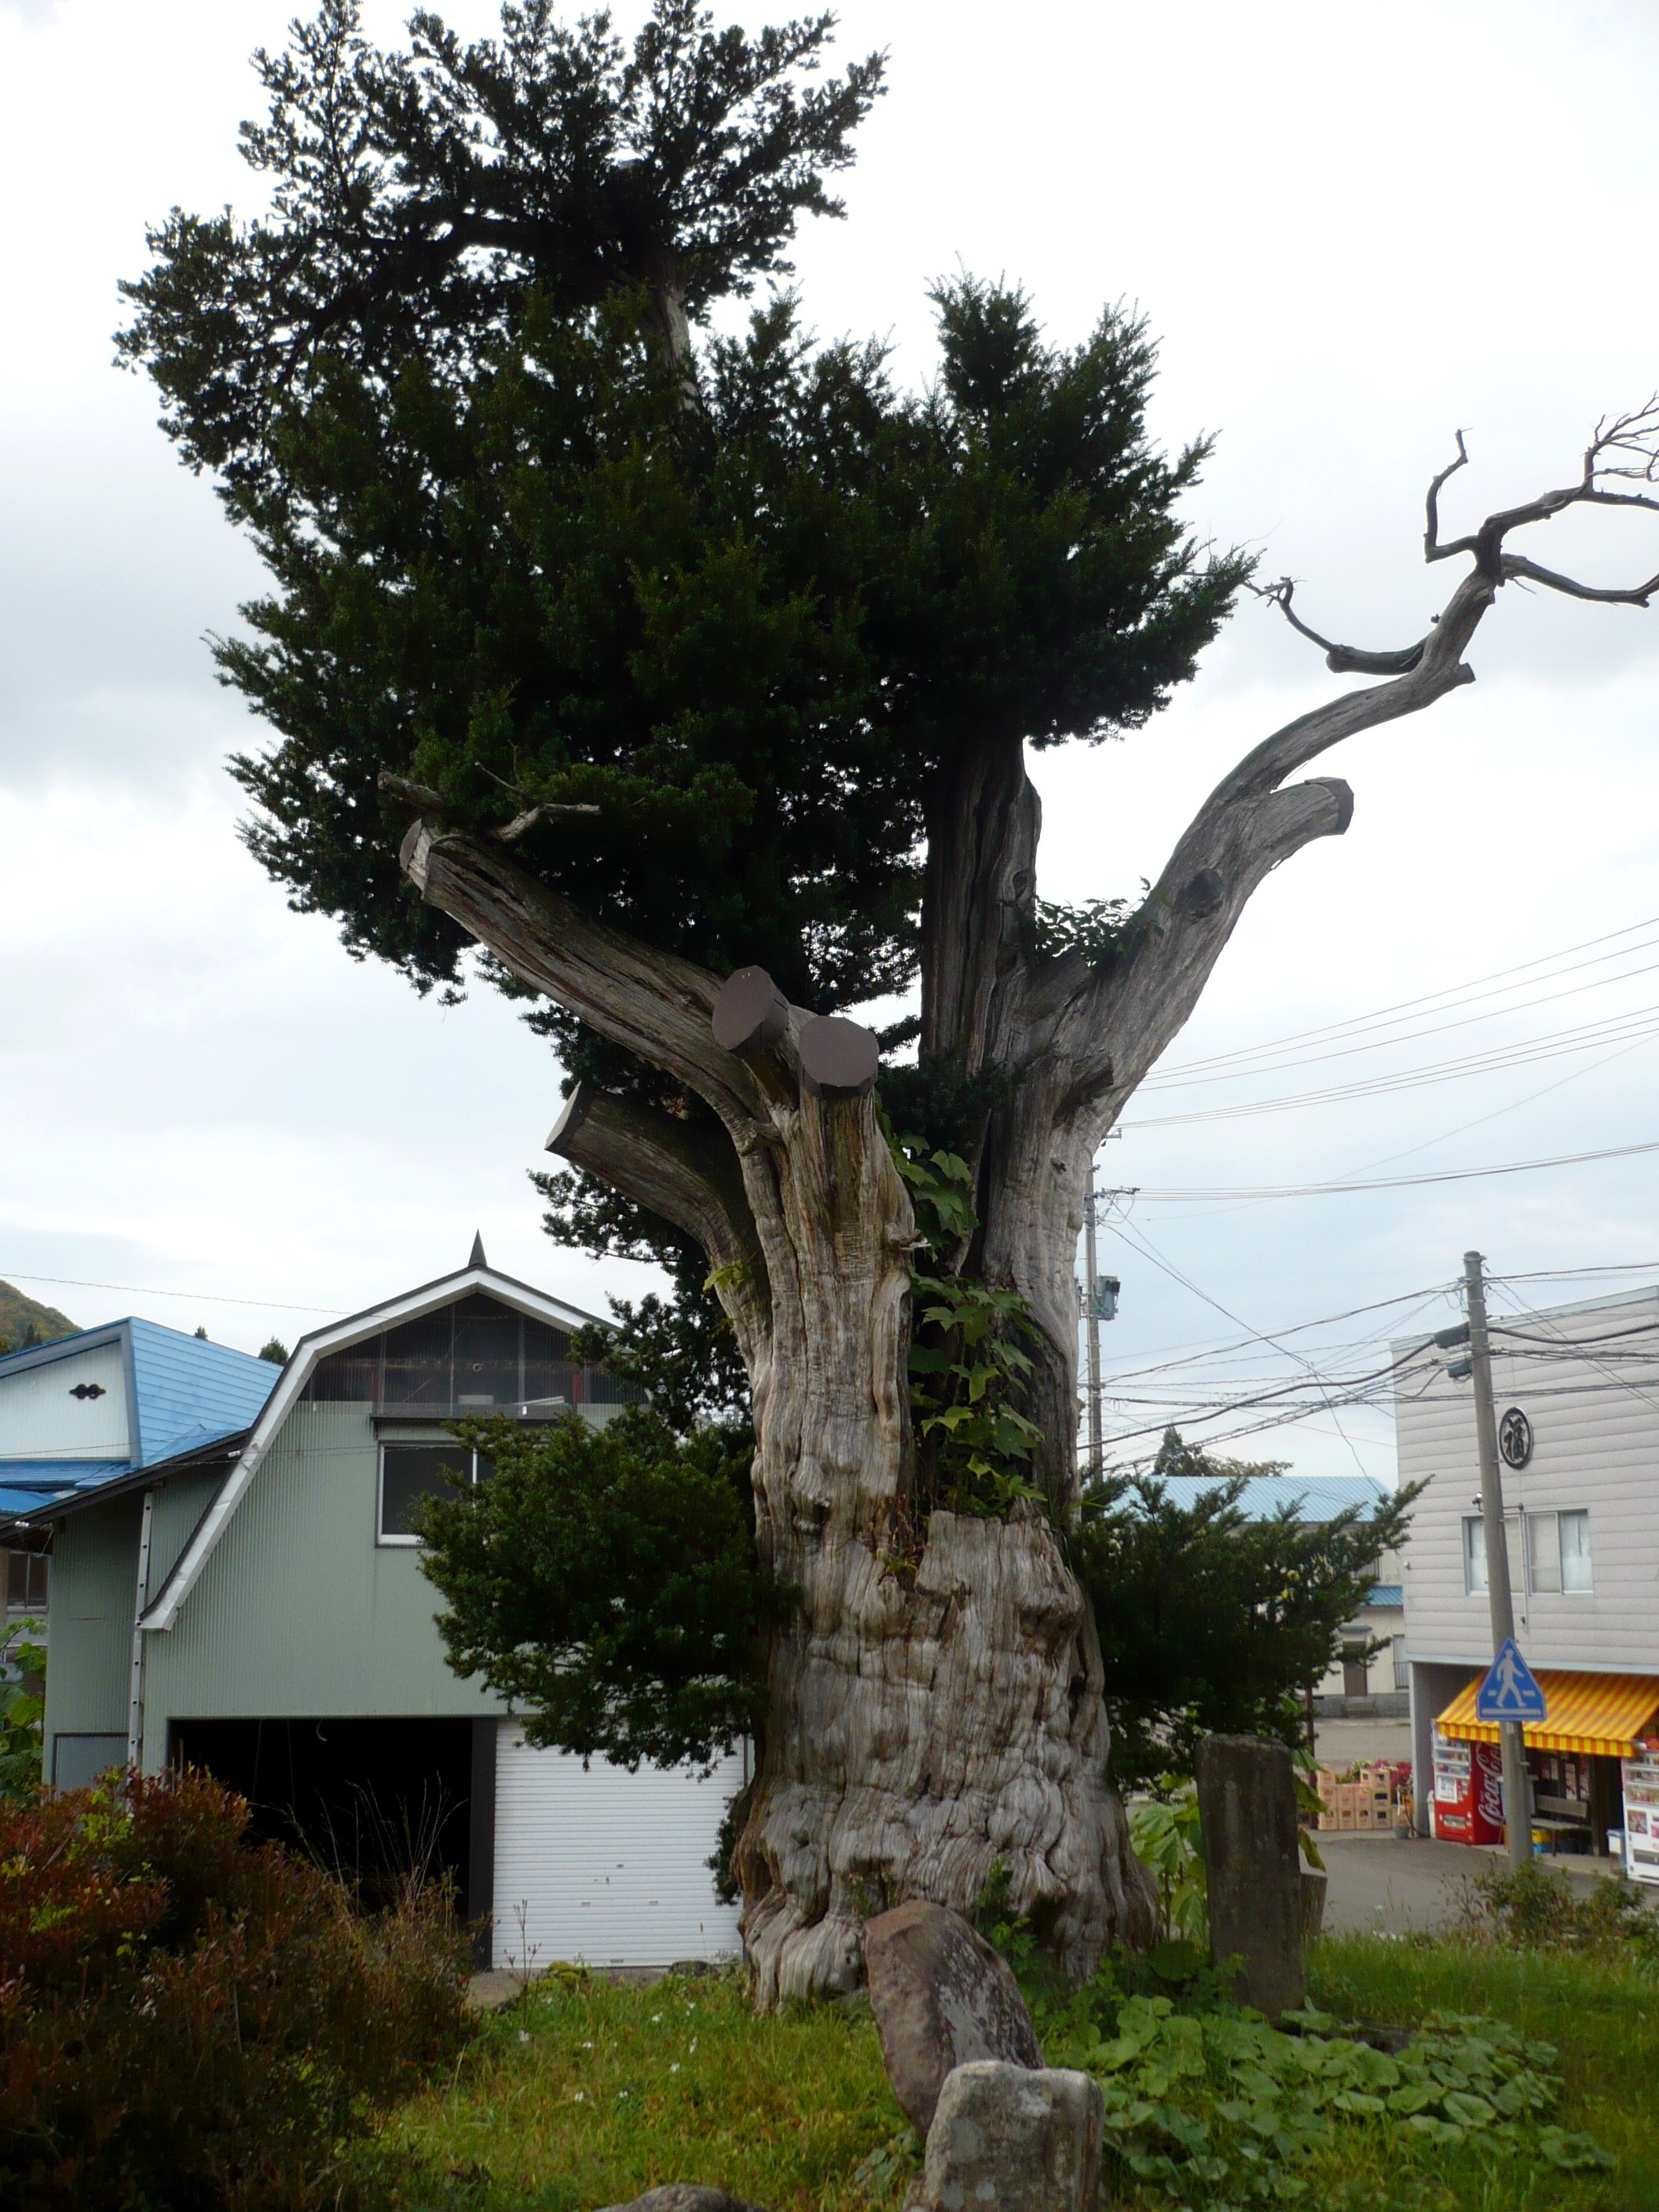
[
  {"left": 1465, "top": 1249, "right": 1532, "bottom": 1870},
  {"left": 1083, "top": 1184, "right": 1103, "bottom": 1475}
]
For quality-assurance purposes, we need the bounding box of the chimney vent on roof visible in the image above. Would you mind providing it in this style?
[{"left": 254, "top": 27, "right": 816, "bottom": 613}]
[{"left": 469, "top": 1231, "right": 488, "bottom": 1269}]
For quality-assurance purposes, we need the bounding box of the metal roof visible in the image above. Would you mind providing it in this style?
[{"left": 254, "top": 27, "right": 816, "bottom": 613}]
[
  {"left": 0, "top": 1464, "right": 129, "bottom": 1519},
  {"left": 0, "top": 1321, "right": 280, "bottom": 1529},
  {"left": 126, "top": 1320, "right": 280, "bottom": 1468},
  {"left": 1151, "top": 1473, "right": 1391, "bottom": 1522}
]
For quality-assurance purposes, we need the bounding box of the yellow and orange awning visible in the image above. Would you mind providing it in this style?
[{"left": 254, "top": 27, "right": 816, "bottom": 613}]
[{"left": 1437, "top": 1669, "right": 1659, "bottom": 1759}]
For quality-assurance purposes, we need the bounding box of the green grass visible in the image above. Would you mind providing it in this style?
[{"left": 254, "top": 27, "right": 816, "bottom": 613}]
[
  {"left": 369, "top": 1942, "right": 1659, "bottom": 2212},
  {"left": 1304, "top": 1938, "right": 1659, "bottom": 2211},
  {"left": 371, "top": 1968, "right": 912, "bottom": 2210}
]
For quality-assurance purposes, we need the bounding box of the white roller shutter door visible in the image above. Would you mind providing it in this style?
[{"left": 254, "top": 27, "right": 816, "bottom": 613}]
[{"left": 493, "top": 1723, "right": 745, "bottom": 1968}]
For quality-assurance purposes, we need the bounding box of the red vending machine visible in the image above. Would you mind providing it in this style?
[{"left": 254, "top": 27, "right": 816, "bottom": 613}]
[{"left": 1431, "top": 1730, "right": 1507, "bottom": 1844}]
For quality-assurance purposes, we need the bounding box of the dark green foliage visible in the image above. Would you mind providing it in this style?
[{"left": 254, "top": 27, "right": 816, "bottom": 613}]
[
  {"left": 1077, "top": 1430, "right": 1419, "bottom": 1794},
  {"left": 118, "top": 0, "right": 884, "bottom": 491},
  {"left": 259, "top": 1335, "right": 291, "bottom": 1364},
  {"left": 118, "top": 2, "right": 1240, "bottom": 1018},
  {"left": 892, "top": 1137, "right": 1042, "bottom": 1516},
  {"left": 0, "top": 1622, "right": 45, "bottom": 1802},
  {"left": 0, "top": 1767, "right": 470, "bottom": 2210},
  {"left": 415, "top": 1408, "right": 766, "bottom": 1767}
]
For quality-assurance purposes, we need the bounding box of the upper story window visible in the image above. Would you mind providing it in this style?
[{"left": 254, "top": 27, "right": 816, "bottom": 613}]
[
  {"left": 378, "top": 1443, "right": 490, "bottom": 1544},
  {"left": 1463, "top": 1510, "right": 1591, "bottom": 1595},
  {"left": 302, "top": 1292, "right": 640, "bottom": 1415},
  {"left": 5, "top": 1548, "right": 48, "bottom": 1612},
  {"left": 1527, "top": 1508, "right": 1592, "bottom": 1594}
]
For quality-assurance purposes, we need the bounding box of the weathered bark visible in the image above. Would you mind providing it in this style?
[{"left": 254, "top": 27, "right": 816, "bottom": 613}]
[{"left": 389, "top": 411, "right": 1659, "bottom": 2000}]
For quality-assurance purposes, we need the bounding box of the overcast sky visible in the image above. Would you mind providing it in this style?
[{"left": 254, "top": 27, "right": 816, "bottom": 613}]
[{"left": 2, "top": 0, "right": 1657, "bottom": 1481}]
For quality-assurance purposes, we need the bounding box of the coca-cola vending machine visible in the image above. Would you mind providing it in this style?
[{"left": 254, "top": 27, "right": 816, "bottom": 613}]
[{"left": 1431, "top": 1730, "right": 1506, "bottom": 1845}]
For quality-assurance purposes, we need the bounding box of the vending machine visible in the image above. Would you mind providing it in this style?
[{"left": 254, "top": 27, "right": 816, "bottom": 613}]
[
  {"left": 1431, "top": 1730, "right": 1507, "bottom": 1845},
  {"left": 1621, "top": 1754, "right": 1659, "bottom": 1884}
]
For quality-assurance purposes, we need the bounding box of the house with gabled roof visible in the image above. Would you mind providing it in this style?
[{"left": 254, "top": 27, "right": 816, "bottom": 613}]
[
  {"left": 1, "top": 1317, "right": 281, "bottom": 1650},
  {"left": 4, "top": 1243, "right": 743, "bottom": 1971}
]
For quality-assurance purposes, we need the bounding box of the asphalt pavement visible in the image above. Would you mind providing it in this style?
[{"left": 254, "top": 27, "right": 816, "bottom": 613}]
[{"left": 1317, "top": 1830, "right": 1615, "bottom": 1936}]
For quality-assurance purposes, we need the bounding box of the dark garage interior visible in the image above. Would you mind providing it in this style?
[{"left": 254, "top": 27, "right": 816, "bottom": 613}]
[{"left": 171, "top": 1717, "right": 492, "bottom": 1954}]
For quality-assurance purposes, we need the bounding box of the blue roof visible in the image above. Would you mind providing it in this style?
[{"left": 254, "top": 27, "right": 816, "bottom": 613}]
[
  {"left": 0, "top": 1321, "right": 280, "bottom": 1525},
  {"left": 1153, "top": 1473, "right": 1390, "bottom": 1521},
  {"left": 0, "top": 1466, "right": 129, "bottom": 1518},
  {"left": 126, "top": 1320, "right": 279, "bottom": 1469}
]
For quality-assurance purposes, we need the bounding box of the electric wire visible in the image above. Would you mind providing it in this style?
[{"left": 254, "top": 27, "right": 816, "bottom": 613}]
[
  {"left": 1128, "top": 1133, "right": 1659, "bottom": 1203},
  {"left": 0, "top": 1269, "right": 342, "bottom": 1316},
  {"left": 1125, "top": 1002, "right": 1659, "bottom": 1129},
  {"left": 1142, "top": 910, "right": 1659, "bottom": 1086}
]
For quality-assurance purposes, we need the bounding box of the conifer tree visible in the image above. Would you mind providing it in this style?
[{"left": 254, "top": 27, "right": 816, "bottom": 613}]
[{"left": 122, "top": 0, "right": 1659, "bottom": 1998}]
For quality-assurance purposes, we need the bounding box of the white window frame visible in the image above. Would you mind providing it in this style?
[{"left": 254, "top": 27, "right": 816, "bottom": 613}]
[
  {"left": 1463, "top": 1514, "right": 1487, "bottom": 1595},
  {"left": 1560, "top": 1507, "right": 1592, "bottom": 1593},
  {"left": 1463, "top": 1513, "right": 1525, "bottom": 1597},
  {"left": 1527, "top": 1510, "right": 1562, "bottom": 1593},
  {"left": 376, "top": 1441, "right": 482, "bottom": 1547}
]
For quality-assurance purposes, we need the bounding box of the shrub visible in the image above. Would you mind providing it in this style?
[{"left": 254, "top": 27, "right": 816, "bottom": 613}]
[
  {"left": 0, "top": 1767, "right": 471, "bottom": 2210},
  {"left": 0, "top": 1619, "right": 45, "bottom": 1801},
  {"left": 1457, "top": 1855, "right": 1659, "bottom": 1960}
]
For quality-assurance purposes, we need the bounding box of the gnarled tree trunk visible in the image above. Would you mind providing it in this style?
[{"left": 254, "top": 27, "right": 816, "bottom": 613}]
[{"left": 393, "top": 412, "right": 1659, "bottom": 1997}]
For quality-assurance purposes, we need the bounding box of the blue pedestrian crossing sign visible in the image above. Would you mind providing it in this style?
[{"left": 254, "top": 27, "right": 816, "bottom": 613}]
[{"left": 1476, "top": 1638, "right": 1548, "bottom": 1724}]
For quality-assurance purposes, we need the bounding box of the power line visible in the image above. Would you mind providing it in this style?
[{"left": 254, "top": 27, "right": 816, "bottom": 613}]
[
  {"left": 1143, "top": 910, "right": 1659, "bottom": 1086},
  {"left": 0, "top": 1269, "right": 341, "bottom": 1317},
  {"left": 1131, "top": 1134, "right": 1659, "bottom": 1203},
  {"left": 1125, "top": 1001, "right": 1659, "bottom": 1130}
]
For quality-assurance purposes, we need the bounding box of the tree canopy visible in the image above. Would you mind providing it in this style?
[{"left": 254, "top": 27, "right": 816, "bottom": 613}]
[
  {"left": 1076, "top": 1431, "right": 1419, "bottom": 1794},
  {"left": 119, "top": 0, "right": 1241, "bottom": 1039}
]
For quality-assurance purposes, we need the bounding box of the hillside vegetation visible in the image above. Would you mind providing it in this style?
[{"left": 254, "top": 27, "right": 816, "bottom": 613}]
[{"left": 0, "top": 1281, "right": 75, "bottom": 1353}]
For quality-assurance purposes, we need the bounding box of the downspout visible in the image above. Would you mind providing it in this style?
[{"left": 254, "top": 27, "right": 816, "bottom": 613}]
[{"left": 126, "top": 1487, "right": 155, "bottom": 1771}]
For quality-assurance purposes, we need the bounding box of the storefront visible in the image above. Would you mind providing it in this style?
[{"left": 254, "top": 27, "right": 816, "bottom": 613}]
[{"left": 1431, "top": 1669, "right": 1659, "bottom": 1866}]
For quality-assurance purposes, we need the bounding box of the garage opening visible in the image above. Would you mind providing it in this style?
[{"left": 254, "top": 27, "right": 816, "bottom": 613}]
[{"left": 171, "top": 1717, "right": 486, "bottom": 1944}]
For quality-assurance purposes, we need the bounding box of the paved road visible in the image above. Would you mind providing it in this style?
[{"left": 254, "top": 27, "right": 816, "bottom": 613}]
[{"left": 1317, "top": 1831, "right": 1613, "bottom": 1936}]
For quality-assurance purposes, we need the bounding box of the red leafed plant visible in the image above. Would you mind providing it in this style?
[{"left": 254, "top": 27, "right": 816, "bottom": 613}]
[{"left": 0, "top": 1767, "right": 470, "bottom": 2211}]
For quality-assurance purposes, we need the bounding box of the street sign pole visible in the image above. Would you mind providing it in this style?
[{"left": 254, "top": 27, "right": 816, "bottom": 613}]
[{"left": 1465, "top": 1249, "right": 1532, "bottom": 1870}]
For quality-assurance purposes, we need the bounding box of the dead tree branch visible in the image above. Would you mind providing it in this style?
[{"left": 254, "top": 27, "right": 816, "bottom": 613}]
[
  {"left": 1068, "top": 411, "right": 1659, "bottom": 1119},
  {"left": 547, "top": 1081, "right": 771, "bottom": 1350}
]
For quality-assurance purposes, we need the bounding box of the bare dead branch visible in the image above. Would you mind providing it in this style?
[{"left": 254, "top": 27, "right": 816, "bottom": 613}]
[
  {"left": 378, "top": 770, "right": 443, "bottom": 811},
  {"left": 494, "top": 801, "right": 602, "bottom": 841},
  {"left": 1501, "top": 552, "right": 1659, "bottom": 607},
  {"left": 547, "top": 1080, "right": 769, "bottom": 1345},
  {"left": 1424, "top": 429, "right": 1474, "bottom": 562},
  {"left": 1248, "top": 577, "right": 1428, "bottom": 674},
  {"left": 400, "top": 819, "right": 763, "bottom": 1128}
]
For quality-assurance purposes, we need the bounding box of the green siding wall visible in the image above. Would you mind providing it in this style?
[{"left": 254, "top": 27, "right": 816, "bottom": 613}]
[
  {"left": 148, "top": 1471, "right": 222, "bottom": 1595},
  {"left": 45, "top": 1494, "right": 141, "bottom": 1752},
  {"left": 141, "top": 1404, "right": 503, "bottom": 1768}
]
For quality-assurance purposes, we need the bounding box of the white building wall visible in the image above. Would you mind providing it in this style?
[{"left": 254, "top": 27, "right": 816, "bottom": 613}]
[
  {"left": 0, "top": 1342, "right": 130, "bottom": 1461},
  {"left": 1398, "top": 1287, "right": 1659, "bottom": 1675}
]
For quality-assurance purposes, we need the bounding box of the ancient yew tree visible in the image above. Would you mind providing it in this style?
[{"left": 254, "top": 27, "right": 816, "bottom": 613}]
[{"left": 124, "top": 0, "right": 1659, "bottom": 1998}]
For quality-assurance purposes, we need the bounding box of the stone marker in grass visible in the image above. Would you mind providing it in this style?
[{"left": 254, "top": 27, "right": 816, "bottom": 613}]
[
  {"left": 862, "top": 1899, "right": 1043, "bottom": 2137},
  {"left": 1196, "top": 1732, "right": 1305, "bottom": 2019},
  {"left": 909, "top": 2061, "right": 1104, "bottom": 2212}
]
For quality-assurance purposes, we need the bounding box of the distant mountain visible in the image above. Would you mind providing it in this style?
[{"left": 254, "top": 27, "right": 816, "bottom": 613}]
[{"left": 0, "top": 1282, "right": 77, "bottom": 1353}]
